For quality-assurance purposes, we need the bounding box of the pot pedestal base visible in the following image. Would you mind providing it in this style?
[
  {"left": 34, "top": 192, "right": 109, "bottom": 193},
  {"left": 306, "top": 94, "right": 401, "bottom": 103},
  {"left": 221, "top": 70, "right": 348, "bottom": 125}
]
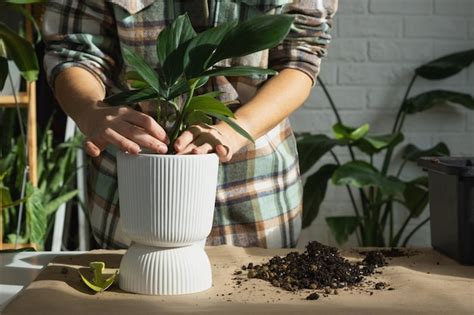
[{"left": 119, "top": 242, "right": 212, "bottom": 295}]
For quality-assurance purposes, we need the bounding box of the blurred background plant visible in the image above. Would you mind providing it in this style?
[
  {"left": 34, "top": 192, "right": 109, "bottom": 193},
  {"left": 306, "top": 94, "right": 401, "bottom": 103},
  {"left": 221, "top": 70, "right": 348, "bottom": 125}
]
[
  {"left": 1, "top": 111, "right": 82, "bottom": 249},
  {"left": 1, "top": 0, "right": 82, "bottom": 250},
  {"left": 298, "top": 49, "right": 474, "bottom": 247}
]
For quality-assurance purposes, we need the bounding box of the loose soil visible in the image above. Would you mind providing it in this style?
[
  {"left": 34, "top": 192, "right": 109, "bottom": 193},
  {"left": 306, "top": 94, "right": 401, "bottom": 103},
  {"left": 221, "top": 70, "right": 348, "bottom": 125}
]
[{"left": 236, "top": 241, "right": 393, "bottom": 300}]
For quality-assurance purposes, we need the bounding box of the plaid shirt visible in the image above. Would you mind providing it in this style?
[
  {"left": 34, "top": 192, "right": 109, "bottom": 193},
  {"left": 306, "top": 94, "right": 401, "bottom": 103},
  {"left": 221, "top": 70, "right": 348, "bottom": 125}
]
[{"left": 43, "top": 0, "right": 337, "bottom": 249}]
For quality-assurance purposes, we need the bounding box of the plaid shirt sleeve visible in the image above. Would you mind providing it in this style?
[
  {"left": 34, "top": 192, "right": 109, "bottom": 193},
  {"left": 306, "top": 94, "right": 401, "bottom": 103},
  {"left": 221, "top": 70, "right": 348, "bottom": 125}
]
[
  {"left": 42, "top": 0, "right": 121, "bottom": 91},
  {"left": 268, "top": 0, "right": 338, "bottom": 85}
]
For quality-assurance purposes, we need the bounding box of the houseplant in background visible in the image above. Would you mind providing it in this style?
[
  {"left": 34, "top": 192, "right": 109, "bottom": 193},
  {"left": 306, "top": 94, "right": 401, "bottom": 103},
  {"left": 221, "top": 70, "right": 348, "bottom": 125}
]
[
  {"left": 105, "top": 13, "right": 293, "bottom": 295},
  {"left": 0, "top": 0, "right": 80, "bottom": 251},
  {"left": 1, "top": 114, "right": 82, "bottom": 250},
  {"left": 298, "top": 49, "right": 474, "bottom": 247}
]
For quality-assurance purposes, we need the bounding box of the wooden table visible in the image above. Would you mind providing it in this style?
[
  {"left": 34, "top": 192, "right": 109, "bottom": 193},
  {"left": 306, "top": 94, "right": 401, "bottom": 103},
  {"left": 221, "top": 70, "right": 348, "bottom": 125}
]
[{"left": 2, "top": 246, "right": 473, "bottom": 315}]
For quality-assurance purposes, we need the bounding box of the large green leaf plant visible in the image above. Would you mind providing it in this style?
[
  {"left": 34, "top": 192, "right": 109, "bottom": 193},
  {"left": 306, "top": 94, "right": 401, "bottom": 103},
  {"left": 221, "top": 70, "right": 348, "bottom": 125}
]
[
  {"left": 298, "top": 49, "right": 474, "bottom": 247},
  {"left": 105, "top": 13, "right": 294, "bottom": 149}
]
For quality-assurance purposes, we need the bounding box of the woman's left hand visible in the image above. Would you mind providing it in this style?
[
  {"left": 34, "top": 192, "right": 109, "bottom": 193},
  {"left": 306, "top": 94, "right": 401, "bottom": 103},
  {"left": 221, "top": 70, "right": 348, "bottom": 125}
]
[{"left": 174, "top": 123, "right": 247, "bottom": 162}]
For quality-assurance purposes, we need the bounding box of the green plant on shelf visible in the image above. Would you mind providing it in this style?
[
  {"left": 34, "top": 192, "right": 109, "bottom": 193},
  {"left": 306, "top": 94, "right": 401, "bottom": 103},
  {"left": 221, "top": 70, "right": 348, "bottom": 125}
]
[{"left": 298, "top": 49, "right": 474, "bottom": 247}]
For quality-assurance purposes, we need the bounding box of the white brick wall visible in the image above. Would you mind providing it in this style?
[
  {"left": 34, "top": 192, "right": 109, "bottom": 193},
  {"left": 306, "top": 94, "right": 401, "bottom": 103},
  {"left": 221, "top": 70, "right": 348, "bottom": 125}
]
[{"left": 292, "top": 0, "right": 474, "bottom": 248}]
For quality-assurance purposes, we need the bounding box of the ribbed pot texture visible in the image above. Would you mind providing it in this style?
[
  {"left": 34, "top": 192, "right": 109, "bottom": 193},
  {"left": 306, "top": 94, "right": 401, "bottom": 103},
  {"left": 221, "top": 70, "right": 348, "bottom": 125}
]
[
  {"left": 116, "top": 152, "right": 219, "bottom": 247},
  {"left": 119, "top": 243, "right": 212, "bottom": 295}
]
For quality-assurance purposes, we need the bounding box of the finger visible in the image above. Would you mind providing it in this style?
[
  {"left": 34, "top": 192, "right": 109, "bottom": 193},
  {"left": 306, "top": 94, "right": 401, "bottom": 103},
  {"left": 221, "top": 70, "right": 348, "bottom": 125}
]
[
  {"left": 116, "top": 122, "right": 167, "bottom": 153},
  {"left": 216, "top": 144, "right": 232, "bottom": 162},
  {"left": 123, "top": 110, "right": 169, "bottom": 144},
  {"left": 176, "top": 143, "right": 198, "bottom": 155},
  {"left": 174, "top": 127, "right": 201, "bottom": 152},
  {"left": 103, "top": 127, "right": 141, "bottom": 155},
  {"left": 85, "top": 140, "right": 101, "bottom": 157},
  {"left": 191, "top": 143, "right": 213, "bottom": 155}
]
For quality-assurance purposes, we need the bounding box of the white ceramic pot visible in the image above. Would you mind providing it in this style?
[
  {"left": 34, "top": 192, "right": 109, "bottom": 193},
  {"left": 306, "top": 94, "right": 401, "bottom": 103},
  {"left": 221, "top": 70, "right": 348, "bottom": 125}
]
[{"left": 116, "top": 152, "right": 219, "bottom": 295}]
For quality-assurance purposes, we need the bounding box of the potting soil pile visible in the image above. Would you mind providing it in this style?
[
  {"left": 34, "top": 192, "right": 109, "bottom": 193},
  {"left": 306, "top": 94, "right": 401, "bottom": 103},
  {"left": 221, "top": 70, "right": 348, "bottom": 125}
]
[{"left": 238, "top": 241, "right": 389, "bottom": 299}]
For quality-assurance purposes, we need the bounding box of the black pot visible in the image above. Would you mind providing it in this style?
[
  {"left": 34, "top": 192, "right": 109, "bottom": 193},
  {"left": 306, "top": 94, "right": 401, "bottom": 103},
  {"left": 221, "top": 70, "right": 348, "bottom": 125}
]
[{"left": 418, "top": 157, "right": 474, "bottom": 265}]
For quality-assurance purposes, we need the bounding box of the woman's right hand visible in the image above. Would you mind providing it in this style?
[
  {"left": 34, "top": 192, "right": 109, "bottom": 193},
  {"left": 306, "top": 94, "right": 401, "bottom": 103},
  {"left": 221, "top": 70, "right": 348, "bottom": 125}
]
[{"left": 77, "top": 102, "right": 169, "bottom": 157}]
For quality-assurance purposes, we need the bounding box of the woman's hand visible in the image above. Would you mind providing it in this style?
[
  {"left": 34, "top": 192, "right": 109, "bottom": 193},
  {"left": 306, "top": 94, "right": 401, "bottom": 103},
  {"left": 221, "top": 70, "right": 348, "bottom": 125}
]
[
  {"left": 174, "top": 122, "right": 249, "bottom": 162},
  {"left": 77, "top": 102, "right": 169, "bottom": 157}
]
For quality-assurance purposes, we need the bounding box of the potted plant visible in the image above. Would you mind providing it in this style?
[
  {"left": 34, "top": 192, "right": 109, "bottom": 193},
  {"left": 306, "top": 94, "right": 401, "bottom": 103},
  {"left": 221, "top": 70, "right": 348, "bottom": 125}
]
[
  {"left": 297, "top": 49, "right": 474, "bottom": 247},
  {"left": 105, "top": 14, "right": 293, "bottom": 295}
]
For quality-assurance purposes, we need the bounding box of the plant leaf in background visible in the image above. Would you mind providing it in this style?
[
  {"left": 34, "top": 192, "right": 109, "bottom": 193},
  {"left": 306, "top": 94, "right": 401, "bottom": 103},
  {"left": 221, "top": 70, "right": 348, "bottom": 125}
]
[
  {"left": 402, "top": 176, "right": 429, "bottom": 218},
  {"left": 402, "top": 142, "right": 450, "bottom": 162},
  {"left": 356, "top": 132, "right": 404, "bottom": 155},
  {"left": 403, "top": 90, "right": 474, "bottom": 113},
  {"left": 332, "top": 122, "right": 370, "bottom": 141},
  {"left": 415, "top": 49, "right": 474, "bottom": 80},
  {"left": 25, "top": 183, "right": 47, "bottom": 247},
  {"left": 296, "top": 134, "right": 346, "bottom": 175},
  {"left": 209, "top": 15, "right": 294, "bottom": 65},
  {"left": 79, "top": 261, "right": 117, "bottom": 293},
  {"left": 332, "top": 161, "right": 405, "bottom": 196},
  {"left": 302, "top": 164, "right": 338, "bottom": 229},
  {"left": 4, "top": 0, "right": 47, "bottom": 3},
  {"left": 0, "top": 22, "right": 39, "bottom": 82},
  {"left": 326, "top": 216, "right": 360, "bottom": 245}
]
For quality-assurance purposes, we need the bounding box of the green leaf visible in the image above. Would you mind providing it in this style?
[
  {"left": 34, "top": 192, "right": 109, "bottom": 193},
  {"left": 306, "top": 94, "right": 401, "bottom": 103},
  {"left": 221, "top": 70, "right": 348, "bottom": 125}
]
[
  {"left": 209, "top": 15, "right": 294, "bottom": 66},
  {"left": 187, "top": 111, "right": 212, "bottom": 125},
  {"left": 402, "top": 142, "right": 450, "bottom": 162},
  {"left": 207, "top": 112, "right": 254, "bottom": 143},
  {"left": 402, "top": 176, "right": 429, "bottom": 218},
  {"left": 104, "top": 87, "right": 158, "bottom": 106},
  {"left": 415, "top": 49, "right": 474, "bottom": 80},
  {"left": 326, "top": 216, "right": 360, "bottom": 245},
  {"left": 0, "top": 185, "right": 13, "bottom": 207},
  {"left": 44, "top": 190, "right": 78, "bottom": 215},
  {"left": 157, "top": 14, "right": 196, "bottom": 86},
  {"left": 356, "top": 132, "right": 404, "bottom": 155},
  {"left": 332, "top": 122, "right": 370, "bottom": 141},
  {"left": 201, "top": 66, "right": 277, "bottom": 78},
  {"left": 403, "top": 90, "right": 474, "bottom": 114},
  {"left": 302, "top": 164, "right": 338, "bottom": 229},
  {"left": 79, "top": 261, "right": 117, "bottom": 293},
  {"left": 0, "top": 56, "right": 8, "bottom": 90},
  {"left": 332, "top": 161, "right": 405, "bottom": 196},
  {"left": 296, "top": 134, "right": 346, "bottom": 175},
  {"left": 8, "top": 4, "right": 42, "bottom": 43},
  {"left": 0, "top": 22, "right": 39, "bottom": 81},
  {"left": 25, "top": 183, "right": 47, "bottom": 246},
  {"left": 184, "top": 22, "right": 236, "bottom": 79},
  {"left": 121, "top": 47, "right": 163, "bottom": 95},
  {"left": 185, "top": 95, "right": 234, "bottom": 117}
]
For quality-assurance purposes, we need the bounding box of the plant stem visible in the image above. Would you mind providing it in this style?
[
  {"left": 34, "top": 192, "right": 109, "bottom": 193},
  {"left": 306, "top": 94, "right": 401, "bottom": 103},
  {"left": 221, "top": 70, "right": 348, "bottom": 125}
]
[
  {"left": 317, "top": 77, "right": 342, "bottom": 125},
  {"left": 401, "top": 217, "right": 430, "bottom": 247},
  {"left": 381, "top": 74, "right": 417, "bottom": 176},
  {"left": 169, "top": 80, "right": 198, "bottom": 151},
  {"left": 396, "top": 160, "right": 408, "bottom": 178},
  {"left": 320, "top": 77, "right": 373, "bottom": 245},
  {"left": 329, "top": 149, "right": 364, "bottom": 243},
  {"left": 391, "top": 212, "right": 413, "bottom": 247}
]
